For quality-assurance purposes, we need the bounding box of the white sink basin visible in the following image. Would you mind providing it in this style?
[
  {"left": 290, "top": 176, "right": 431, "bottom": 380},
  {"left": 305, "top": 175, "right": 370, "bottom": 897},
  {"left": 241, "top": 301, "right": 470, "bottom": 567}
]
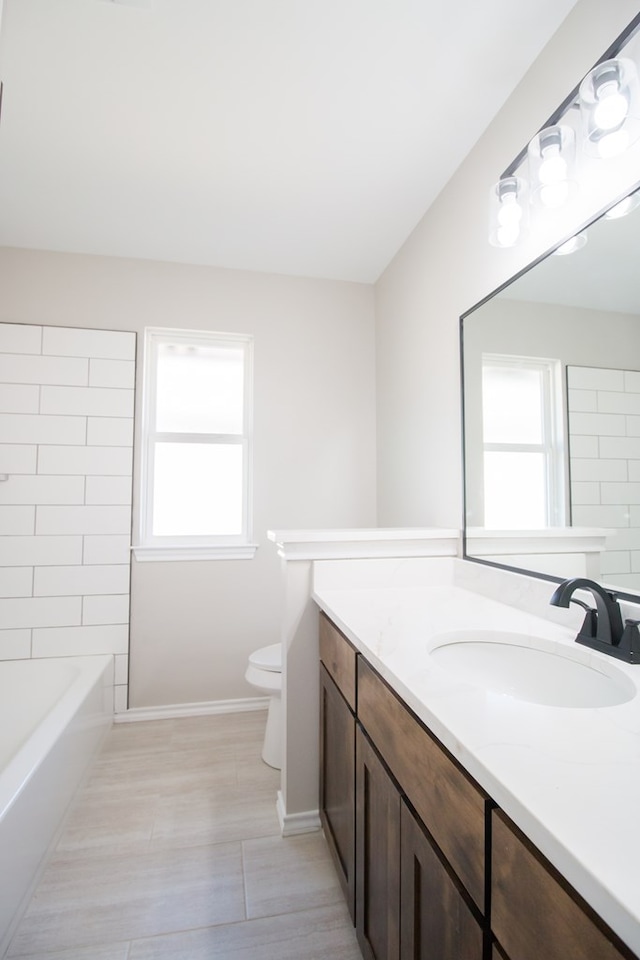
[{"left": 429, "top": 631, "right": 636, "bottom": 708}]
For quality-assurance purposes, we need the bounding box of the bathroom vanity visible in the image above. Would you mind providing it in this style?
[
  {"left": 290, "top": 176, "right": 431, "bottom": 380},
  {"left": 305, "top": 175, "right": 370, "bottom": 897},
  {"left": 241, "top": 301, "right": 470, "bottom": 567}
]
[{"left": 314, "top": 557, "right": 640, "bottom": 960}]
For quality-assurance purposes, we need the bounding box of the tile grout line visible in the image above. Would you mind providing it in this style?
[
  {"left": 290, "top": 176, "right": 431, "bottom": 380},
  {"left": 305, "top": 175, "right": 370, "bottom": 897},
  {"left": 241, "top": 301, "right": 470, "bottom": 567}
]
[{"left": 240, "top": 837, "right": 250, "bottom": 923}]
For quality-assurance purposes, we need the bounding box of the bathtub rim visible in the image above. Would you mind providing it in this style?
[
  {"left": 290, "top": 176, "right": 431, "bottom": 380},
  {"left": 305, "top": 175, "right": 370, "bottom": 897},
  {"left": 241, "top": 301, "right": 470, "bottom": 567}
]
[
  {"left": 0, "top": 653, "right": 114, "bottom": 956},
  {"left": 0, "top": 654, "right": 114, "bottom": 822}
]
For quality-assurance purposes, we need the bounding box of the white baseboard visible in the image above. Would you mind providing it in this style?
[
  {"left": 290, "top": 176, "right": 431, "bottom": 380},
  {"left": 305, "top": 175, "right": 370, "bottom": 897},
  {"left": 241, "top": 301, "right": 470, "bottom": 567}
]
[
  {"left": 276, "top": 790, "right": 322, "bottom": 837},
  {"left": 114, "top": 696, "right": 269, "bottom": 723}
]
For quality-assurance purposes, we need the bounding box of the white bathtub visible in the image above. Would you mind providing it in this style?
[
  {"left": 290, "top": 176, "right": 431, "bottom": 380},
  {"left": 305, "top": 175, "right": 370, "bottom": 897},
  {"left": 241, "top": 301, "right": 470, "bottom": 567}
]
[{"left": 0, "top": 655, "right": 114, "bottom": 954}]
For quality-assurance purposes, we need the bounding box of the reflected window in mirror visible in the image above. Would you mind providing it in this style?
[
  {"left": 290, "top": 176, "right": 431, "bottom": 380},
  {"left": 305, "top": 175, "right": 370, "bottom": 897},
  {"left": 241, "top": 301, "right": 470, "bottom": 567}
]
[{"left": 481, "top": 355, "right": 565, "bottom": 529}]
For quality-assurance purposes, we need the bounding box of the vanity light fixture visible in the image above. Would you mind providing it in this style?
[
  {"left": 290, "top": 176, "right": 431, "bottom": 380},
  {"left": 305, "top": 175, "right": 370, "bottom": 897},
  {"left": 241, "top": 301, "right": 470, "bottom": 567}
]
[
  {"left": 578, "top": 58, "right": 640, "bottom": 159},
  {"left": 488, "top": 176, "right": 528, "bottom": 248},
  {"left": 553, "top": 232, "right": 587, "bottom": 256},
  {"left": 527, "top": 124, "right": 576, "bottom": 209},
  {"left": 489, "top": 15, "right": 640, "bottom": 249}
]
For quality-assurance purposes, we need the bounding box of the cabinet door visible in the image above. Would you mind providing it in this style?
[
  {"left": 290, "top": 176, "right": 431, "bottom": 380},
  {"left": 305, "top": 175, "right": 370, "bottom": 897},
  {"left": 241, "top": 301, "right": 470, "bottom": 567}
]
[
  {"left": 356, "top": 726, "right": 401, "bottom": 960},
  {"left": 319, "top": 663, "right": 356, "bottom": 920},
  {"left": 492, "top": 810, "right": 635, "bottom": 960},
  {"left": 400, "top": 802, "right": 484, "bottom": 960}
]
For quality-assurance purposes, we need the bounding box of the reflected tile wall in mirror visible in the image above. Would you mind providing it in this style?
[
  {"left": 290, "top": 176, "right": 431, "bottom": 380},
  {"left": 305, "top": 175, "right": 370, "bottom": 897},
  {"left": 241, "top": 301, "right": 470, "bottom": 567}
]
[{"left": 568, "top": 365, "right": 640, "bottom": 591}]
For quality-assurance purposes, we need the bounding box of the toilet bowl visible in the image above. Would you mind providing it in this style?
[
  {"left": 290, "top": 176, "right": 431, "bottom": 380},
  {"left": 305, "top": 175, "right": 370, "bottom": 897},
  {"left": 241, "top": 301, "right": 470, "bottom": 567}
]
[{"left": 245, "top": 643, "right": 282, "bottom": 769}]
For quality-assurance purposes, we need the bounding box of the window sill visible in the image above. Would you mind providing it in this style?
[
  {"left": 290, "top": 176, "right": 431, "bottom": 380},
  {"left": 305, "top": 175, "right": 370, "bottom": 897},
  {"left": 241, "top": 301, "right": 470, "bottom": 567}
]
[{"left": 132, "top": 543, "right": 259, "bottom": 562}]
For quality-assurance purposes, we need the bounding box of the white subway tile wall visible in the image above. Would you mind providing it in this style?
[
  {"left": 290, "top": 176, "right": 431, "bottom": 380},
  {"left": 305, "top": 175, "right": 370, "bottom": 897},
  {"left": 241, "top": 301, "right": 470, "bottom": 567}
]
[
  {"left": 0, "top": 413, "right": 87, "bottom": 444},
  {"left": 83, "top": 535, "right": 131, "bottom": 565},
  {"left": 41, "top": 384, "right": 134, "bottom": 417},
  {"left": 35, "top": 504, "right": 133, "bottom": 535},
  {"left": 87, "top": 416, "right": 135, "bottom": 446},
  {"left": 0, "top": 475, "right": 86, "bottom": 504},
  {"left": 0, "top": 567, "right": 33, "bottom": 598},
  {"left": 31, "top": 623, "right": 129, "bottom": 657},
  {"left": 0, "top": 323, "right": 135, "bottom": 711},
  {"left": 85, "top": 476, "right": 133, "bottom": 505},
  {"left": 0, "top": 506, "right": 36, "bottom": 534},
  {"left": 89, "top": 358, "right": 136, "bottom": 389},
  {"left": 568, "top": 365, "right": 640, "bottom": 590},
  {"left": 0, "top": 354, "right": 89, "bottom": 386},
  {"left": 0, "top": 628, "right": 31, "bottom": 658},
  {"left": 0, "top": 535, "right": 83, "bottom": 566}
]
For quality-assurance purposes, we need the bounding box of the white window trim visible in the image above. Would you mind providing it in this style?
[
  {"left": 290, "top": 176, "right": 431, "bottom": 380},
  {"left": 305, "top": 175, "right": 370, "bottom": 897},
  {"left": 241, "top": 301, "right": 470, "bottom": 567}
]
[{"left": 133, "top": 327, "right": 257, "bottom": 562}]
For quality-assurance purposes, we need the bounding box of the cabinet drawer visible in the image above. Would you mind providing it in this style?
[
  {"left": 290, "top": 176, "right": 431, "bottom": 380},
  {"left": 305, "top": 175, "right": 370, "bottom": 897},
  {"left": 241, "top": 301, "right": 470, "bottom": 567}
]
[
  {"left": 492, "top": 810, "right": 634, "bottom": 960},
  {"left": 319, "top": 612, "right": 357, "bottom": 711},
  {"left": 357, "top": 657, "right": 487, "bottom": 912}
]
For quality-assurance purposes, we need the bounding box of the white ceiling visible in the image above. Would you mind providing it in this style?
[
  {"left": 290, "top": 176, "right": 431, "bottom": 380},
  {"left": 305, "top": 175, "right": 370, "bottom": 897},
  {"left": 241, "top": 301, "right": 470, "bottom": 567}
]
[{"left": 0, "top": 0, "right": 580, "bottom": 283}]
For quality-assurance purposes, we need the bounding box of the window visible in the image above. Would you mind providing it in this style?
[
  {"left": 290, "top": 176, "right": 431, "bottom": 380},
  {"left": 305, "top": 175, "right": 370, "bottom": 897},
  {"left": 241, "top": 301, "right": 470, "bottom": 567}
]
[
  {"left": 481, "top": 354, "right": 565, "bottom": 529},
  {"left": 135, "top": 328, "right": 255, "bottom": 560}
]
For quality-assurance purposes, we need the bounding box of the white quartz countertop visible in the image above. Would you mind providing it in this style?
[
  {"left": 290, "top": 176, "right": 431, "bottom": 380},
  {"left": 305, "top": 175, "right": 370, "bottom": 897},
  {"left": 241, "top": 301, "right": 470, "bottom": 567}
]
[{"left": 312, "top": 562, "right": 640, "bottom": 956}]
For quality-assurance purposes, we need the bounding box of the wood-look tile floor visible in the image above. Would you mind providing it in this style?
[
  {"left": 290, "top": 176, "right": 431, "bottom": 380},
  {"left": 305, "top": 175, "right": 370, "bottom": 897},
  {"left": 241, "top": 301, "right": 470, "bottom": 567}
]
[{"left": 5, "top": 712, "right": 362, "bottom": 960}]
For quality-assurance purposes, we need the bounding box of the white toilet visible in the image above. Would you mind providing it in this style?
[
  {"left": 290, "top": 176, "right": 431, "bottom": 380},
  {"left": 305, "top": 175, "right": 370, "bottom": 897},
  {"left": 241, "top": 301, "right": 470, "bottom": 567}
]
[{"left": 245, "top": 643, "right": 282, "bottom": 769}]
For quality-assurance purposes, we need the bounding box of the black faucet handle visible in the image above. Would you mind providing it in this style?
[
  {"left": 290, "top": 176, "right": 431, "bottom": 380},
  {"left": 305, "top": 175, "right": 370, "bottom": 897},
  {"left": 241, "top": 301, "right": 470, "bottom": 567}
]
[
  {"left": 576, "top": 606, "right": 598, "bottom": 642},
  {"left": 618, "top": 620, "right": 640, "bottom": 663}
]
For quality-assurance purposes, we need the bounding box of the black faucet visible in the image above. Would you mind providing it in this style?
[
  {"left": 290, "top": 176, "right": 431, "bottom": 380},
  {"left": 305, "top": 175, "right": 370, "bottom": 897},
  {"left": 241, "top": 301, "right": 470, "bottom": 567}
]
[{"left": 549, "top": 577, "right": 640, "bottom": 664}]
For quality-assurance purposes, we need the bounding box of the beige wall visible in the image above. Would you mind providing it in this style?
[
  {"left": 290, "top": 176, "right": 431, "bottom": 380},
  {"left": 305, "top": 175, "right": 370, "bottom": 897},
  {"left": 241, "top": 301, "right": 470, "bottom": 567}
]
[
  {"left": 375, "top": 0, "right": 640, "bottom": 528},
  {"left": 0, "top": 249, "right": 377, "bottom": 706}
]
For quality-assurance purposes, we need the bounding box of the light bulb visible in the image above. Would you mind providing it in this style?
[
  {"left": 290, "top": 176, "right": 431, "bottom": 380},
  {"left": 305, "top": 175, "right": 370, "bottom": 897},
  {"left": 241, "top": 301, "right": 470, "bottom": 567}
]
[
  {"left": 527, "top": 126, "right": 574, "bottom": 211},
  {"left": 593, "top": 82, "right": 629, "bottom": 131},
  {"left": 580, "top": 59, "right": 640, "bottom": 158},
  {"left": 496, "top": 223, "right": 521, "bottom": 247},
  {"left": 537, "top": 142, "right": 568, "bottom": 208},
  {"left": 538, "top": 153, "right": 567, "bottom": 184},
  {"left": 537, "top": 133, "right": 568, "bottom": 185},
  {"left": 497, "top": 194, "right": 523, "bottom": 228},
  {"left": 489, "top": 177, "right": 527, "bottom": 248}
]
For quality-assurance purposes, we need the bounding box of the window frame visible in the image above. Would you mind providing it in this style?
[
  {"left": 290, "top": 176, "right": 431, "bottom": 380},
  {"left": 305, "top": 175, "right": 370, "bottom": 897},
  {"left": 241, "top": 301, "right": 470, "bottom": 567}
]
[{"left": 133, "top": 327, "right": 256, "bottom": 562}]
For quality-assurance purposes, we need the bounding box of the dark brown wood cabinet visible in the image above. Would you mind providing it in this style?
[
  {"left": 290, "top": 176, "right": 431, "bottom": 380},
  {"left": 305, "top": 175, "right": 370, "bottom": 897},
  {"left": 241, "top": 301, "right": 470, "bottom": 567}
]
[
  {"left": 319, "top": 611, "right": 357, "bottom": 711},
  {"left": 492, "top": 810, "right": 635, "bottom": 960},
  {"left": 320, "top": 612, "right": 488, "bottom": 958},
  {"left": 355, "top": 726, "right": 401, "bottom": 960},
  {"left": 319, "top": 613, "right": 358, "bottom": 920},
  {"left": 357, "top": 656, "right": 488, "bottom": 913},
  {"left": 400, "top": 801, "right": 484, "bottom": 960},
  {"left": 356, "top": 655, "right": 486, "bottom": 960},
  {"left": 319, "top": 663, "right": 356, "bottom": 919},
  {"left": 318, "top": 611, "right": 638, "bottom": 960}
]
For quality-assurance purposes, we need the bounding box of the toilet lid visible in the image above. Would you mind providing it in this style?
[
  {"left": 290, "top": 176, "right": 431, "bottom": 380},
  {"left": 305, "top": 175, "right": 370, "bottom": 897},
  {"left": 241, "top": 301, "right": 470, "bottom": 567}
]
[{"left": 249, "top": 643, "right": 282, "bottom": 672}]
